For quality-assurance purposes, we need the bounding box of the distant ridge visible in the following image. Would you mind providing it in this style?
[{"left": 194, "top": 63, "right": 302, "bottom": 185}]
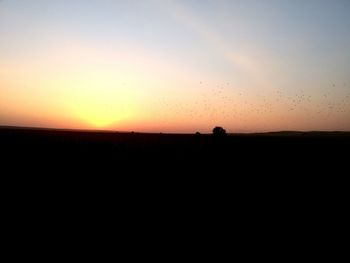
[
  {"left": 233, "top": 131, "right": 350, "bottom": 137},
  {"left": 0, "top": 125, "right": 118, "bottom": 133},
  {"left": 1, "top": 125, "right": 350, "bottom": 137}
]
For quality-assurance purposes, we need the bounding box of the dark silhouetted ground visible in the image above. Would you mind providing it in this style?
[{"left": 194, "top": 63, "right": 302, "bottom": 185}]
[
  {"left": 2, "top": 126, "right": 348, "bottom": 237},
  {"left": 1, "top": 126, "right": 349, "bottom": 174}
]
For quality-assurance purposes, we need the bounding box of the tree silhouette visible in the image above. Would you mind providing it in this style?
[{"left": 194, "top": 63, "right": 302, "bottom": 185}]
[{"left": 212, "top": 126, "right": 226, "bottom": 137}]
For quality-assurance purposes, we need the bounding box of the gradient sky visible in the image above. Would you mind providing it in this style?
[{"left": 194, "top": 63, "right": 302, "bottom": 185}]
[{"left": 1, "top": 0, "right": 350, "bottom": 132}]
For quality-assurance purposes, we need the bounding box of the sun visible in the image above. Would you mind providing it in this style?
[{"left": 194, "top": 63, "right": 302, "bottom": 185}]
[
  {"left": 58, "top": 69, "right": 136, "bottom": 129},
  {"left": 67, "top": 90, "right": 132, "bottom": 129},
  {"left": 81, "top": 108, "right": 120, "bottom": 128},
  {"left": 73, "top": 100, "right": 130, "bottom": 128}
]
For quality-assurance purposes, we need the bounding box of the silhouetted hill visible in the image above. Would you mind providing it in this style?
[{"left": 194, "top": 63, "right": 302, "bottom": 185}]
[
  {"left": 233, "top": 130, "right": 350, "bottom": 137},
  {"left": 2, "top": 126, "right": 349, "bottom": 172},
  {"left": 2, "top": 126, "right": 348, "bottom": 224}
]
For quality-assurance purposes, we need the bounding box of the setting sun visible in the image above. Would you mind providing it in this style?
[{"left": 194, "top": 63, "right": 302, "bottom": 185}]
[
  {"left": 57, "top": 69, "right": 135, "bottom": 128},
  {"left": 72, "top": 100, "right": 127, "bottom": 128}
]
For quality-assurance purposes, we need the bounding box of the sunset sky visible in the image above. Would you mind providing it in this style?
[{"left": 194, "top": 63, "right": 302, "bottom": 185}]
[{"left": 1, "top": 0, "right": 350, "bottom": 133}]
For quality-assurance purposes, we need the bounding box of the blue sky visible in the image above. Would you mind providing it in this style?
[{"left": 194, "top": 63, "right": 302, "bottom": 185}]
[{"left": 1, "top": 0, "right": 350, "bottom": 132}]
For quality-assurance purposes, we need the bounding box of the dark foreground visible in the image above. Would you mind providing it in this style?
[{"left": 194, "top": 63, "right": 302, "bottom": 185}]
[
  {"left": 1, "top": 126, "right": 349, "bottom": 174},
  {"left": 2, "top": 126, "right": 348, "bottom": 238},
  {"left": 2, "top": 126, "right": 349, "bottom": 205}
]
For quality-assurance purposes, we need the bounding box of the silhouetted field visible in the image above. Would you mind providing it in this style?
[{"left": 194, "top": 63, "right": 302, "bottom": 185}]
[
  {"left": 1, "top": 126, "right": 349, "bottom": 174},
  {"left": 2, "top": 126, "right": 348, "bottom": 221}
]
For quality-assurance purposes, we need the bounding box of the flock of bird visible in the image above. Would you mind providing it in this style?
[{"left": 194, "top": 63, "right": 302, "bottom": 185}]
[{"left": 157, "top": 81, "right": 350, "bottom": 124}]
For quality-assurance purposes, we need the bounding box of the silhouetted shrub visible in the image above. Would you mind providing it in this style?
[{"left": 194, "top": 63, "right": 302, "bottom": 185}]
[{"left": 213, "top": 126, "right": 226, "bottom": 137}]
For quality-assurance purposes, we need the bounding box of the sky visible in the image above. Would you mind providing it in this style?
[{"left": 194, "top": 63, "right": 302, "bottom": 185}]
[{"left": 1, "top": 0, "right": 350, "bottom": 133}]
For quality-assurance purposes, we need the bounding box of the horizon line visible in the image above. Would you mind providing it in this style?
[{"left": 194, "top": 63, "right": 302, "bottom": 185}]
[{"left": 1, "top": 125, "right": 349, "bottom": 135}]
